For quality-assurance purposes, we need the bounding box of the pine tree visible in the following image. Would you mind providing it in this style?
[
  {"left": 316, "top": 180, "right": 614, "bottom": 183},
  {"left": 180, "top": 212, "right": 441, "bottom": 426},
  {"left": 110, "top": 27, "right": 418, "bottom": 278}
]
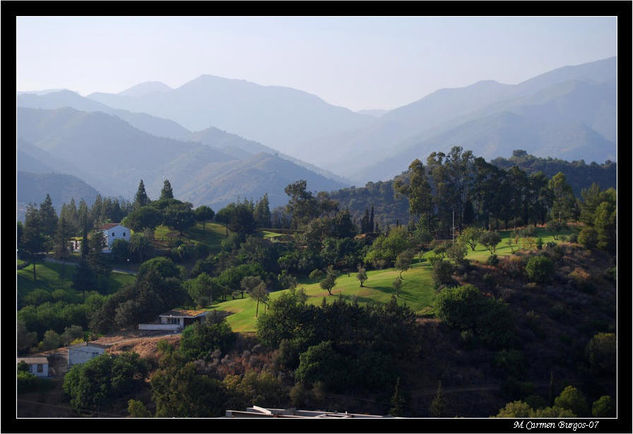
[
  {"left": 22, "top": 204, "right": 46, "bottom": 280},
  {"left": 360, "top": 208, "right": 370, "bottom": 233},
  {"left": 253, "top": 194, "right": 272, "bottom": 228},
  {"left": 369, "top": 205, "right": 375, "bottom": 233},
  {"left": 53, "top": 215, "right": 73, "bottom": 260},
  {"left": 134, "top": 179, "right": 150, "bottom": 208},
  {"left": 39, "top": 194, "right": 58, "bottom": 239},
  {"left": 160, "top": 179, "right": 174, "bottom": 200}
]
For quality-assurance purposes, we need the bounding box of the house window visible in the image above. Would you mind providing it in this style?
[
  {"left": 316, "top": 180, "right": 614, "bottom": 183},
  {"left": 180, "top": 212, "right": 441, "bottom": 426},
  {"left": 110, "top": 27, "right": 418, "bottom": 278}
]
[
  {"left": 37, "top": 364, "right": 43, "bottom": 372},
  {"left": 112, "top": 232, "right": 115, "bottom": 236},
  {"left": 123, "top": 233, "right": 126, "bottom": 237},
  {"left": 92, "top": 352, "right": 100, "bottom": 357}
]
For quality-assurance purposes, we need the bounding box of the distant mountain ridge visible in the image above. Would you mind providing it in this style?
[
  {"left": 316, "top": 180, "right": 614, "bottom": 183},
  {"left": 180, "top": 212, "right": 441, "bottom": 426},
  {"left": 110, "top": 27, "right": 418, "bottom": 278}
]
[
  {"left": 86, "top": 74, "right": 375, "bottom": 158},
  {"left": 17, "top": 107, "right": 346, "bottom": 210},
  {"left": 309, "top": 56, "right": 617, "bottom": 182}
]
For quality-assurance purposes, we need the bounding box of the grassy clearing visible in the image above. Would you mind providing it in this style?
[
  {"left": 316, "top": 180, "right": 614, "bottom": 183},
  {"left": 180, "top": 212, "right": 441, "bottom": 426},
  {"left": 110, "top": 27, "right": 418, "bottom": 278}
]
[
  {"left": 17, "top": 261, "right": 136, "bottom": 297},
  {"left": 152, "top": 222, "right": 229, "bottom": 252},
  {"left": 262, "top": 230, "right": 284, "bottom": 240},
  {"left": 463, "top": 226, "right": 576, "bottom": 262},
  {"left": 211, "top": 261, "right": 437, "bottom": 333}
]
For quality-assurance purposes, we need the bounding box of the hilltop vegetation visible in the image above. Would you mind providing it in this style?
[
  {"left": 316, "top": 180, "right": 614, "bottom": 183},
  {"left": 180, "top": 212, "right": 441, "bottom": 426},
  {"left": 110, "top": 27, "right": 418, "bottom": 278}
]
[{"left": 17, "top": 146, "right": 616, "bottom": 418}]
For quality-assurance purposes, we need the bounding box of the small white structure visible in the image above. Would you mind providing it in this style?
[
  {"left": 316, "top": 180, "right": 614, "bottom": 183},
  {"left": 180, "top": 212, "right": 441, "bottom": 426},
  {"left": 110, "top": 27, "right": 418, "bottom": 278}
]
[
  {"left": 68, "top": 342, "right": 109, "bottom": 368},
  {"left": 17, "top": 357, "right": 49, "bottom": 377},
  {"left": 100, "top": 223, "right": 130, "bottom": 253},
  {"left": 139, "top": 309, "right": 209, "bottom": 331}
]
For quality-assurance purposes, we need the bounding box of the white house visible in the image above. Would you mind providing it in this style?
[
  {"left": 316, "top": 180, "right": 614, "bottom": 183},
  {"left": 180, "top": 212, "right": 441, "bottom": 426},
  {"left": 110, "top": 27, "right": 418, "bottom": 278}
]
[
  {"left": 17, "top": 356, "right": 49, "bottom": 377},
  {"left": 68, "top": 342, "right": 109, "bottom": 367},
  {"left": 139, "top": 309, "right": 209, "bottom": 331},
  {"left": 100, "top": 223, "right": 131, "bottom": 253}
]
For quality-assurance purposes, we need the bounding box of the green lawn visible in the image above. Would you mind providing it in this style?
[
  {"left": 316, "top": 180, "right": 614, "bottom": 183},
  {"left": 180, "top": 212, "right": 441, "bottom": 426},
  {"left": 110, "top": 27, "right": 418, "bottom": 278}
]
[
  {"left": 262, "top": 230, "right": 284, "bottom": 240},
  {"left": 17, "top": 261, "right": 136, "bottom": 297},
  {"left": 153, "top": 222, "right": 229, "bottom": 252},
  {"left": 210, "top": 261, "right": 437, "bottom": 333},
  {"left": 463, "top": 226, "right": 577, "bottom": 262}
]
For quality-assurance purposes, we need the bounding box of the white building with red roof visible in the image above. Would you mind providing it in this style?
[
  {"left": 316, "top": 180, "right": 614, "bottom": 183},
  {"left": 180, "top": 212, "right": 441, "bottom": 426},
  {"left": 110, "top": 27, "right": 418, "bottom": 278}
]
[{"left": 100, "top": 223, "right": 130, "bottom": 252}]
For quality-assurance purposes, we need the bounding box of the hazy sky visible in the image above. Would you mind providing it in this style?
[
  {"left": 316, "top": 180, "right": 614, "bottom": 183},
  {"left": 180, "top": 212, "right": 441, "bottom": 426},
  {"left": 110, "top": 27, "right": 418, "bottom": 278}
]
[{"left": 17, "top": 16, "right": 616, "bottom": 111}]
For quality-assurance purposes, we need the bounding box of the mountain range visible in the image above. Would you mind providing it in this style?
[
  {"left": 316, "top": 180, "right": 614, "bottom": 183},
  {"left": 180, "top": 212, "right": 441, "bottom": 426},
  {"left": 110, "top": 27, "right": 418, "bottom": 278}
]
[{"left": 17, "top": 56, "right": 616, "bottom": 212}]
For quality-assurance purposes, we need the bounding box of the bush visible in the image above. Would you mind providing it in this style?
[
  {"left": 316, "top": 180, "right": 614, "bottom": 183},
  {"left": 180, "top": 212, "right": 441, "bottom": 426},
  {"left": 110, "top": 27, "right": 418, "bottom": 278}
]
[
  {"left": 592, "top": 395, "right": 615, "bottom": 417},
  {"left": 568, "top": 267, "right": 594, "bottom": 293},
  {"left": 179, "top": 319, "right": 236, "bottom": 361},
  {"left": 578, "top": 227, "right": 598, "bottom": 249},
  {"left": 431, "top": 259, "right": 455, "bottom": 288},
  {"left": 308, "top": 269, "right": 324, "bottom": 281},
  {"left": 498, "top": 256, "right": 525, "bottom": 279},
  {"left": 479, "top": 231, "right": 501, "bottom": 254},
  {"left": 568, "top": 232, "right": 578, "bottom": 243},
  {"left": 525, "top": 256, "right": 554, "bottom": 284},
  {"left": 554, "top": 385, "right": 589, "bottom": 417},
  {"left": 586, "top": 332, "right": 615, "bottom": 376}
]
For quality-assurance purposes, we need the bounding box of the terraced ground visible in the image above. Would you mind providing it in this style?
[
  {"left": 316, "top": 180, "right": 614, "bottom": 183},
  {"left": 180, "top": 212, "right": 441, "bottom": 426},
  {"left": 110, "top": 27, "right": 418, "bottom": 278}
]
[{"left": 211, "top": 225, "right": 578, "bottom": 333}]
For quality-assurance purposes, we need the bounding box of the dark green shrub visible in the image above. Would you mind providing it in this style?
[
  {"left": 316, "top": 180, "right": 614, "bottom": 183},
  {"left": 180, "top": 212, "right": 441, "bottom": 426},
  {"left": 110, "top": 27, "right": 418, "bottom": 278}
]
[
  {"left": 592, "top": 395, "right": 615, "bottom": 417},
  {"left": 432, "top": 259, "right": 455, "bottom": 288},
  {"left": 578, "top": 227, "right": 598, "bottom": 249},
  {"left": 487, "top": 254, "right": 499, "bottom": 266},
  {"left": 554, "top": 385, "right": 589, "bottom": 417},
  {"left": 525, "top": 256, "right": 554, "bottom": 284}
]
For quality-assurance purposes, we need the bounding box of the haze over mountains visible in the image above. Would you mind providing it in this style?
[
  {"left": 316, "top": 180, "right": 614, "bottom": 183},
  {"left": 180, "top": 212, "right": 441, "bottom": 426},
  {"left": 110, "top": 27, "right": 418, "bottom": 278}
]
[{"left": 17, "top": 56, "right": 616, "bottom": 212}]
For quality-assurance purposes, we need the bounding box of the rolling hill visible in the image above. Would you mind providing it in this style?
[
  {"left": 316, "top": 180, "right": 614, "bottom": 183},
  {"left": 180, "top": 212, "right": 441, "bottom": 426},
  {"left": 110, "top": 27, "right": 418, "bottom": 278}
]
[
  {"left": 16, "top": 107, "right": 345, "bottom": 209},
  {"left": 86, "top": 75, "right": 375, "bottom": 158}
]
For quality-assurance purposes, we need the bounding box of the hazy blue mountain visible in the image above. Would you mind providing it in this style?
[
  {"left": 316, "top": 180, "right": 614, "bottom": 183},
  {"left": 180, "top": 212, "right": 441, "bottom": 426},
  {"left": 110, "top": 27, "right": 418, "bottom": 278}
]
[
  {"left": 118, "top": 81, "right": 172, "bottom": 97},
  {"left": 17, "top": 171, "right": 100, "bottom": 221},
  {"left": 336, "top": 57, "right": 616, "bottom": 182},
  {"left": 17, "top": 107, "right": 345, "bottom": 209},
  {"left": 189, "top": 127, "right": 351, "bottom": 185},
  {"left": 87, "top": 74, "right": 375, "bottom": 158},
  {"left": 357, "top": 109, "right": 388, "bottom": 117},
  {"left": 18, "top": 90, "right": 192, "bottom": 141}
]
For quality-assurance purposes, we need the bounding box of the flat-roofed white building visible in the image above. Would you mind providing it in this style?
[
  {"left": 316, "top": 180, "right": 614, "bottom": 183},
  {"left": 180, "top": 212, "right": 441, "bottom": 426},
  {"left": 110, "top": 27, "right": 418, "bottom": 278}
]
[
  {"left": 17, "top": 357, "right": 49, "bottom": 377},
  {"left": 68, "top": 342, "right": 109, "bottom": 367}
]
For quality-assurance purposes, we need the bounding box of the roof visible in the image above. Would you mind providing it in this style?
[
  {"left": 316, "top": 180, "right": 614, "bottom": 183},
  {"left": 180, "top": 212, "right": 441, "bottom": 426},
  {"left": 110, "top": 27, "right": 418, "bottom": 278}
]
[
  {"left": 68, "top": 342, "right": 110, "bottom": 350},
  {"left": 100, "top": 223, "right": 127, "bottom": 231},
  {"left": 17, "top": 357, "right": 48, "bottom": 365},
  {"left": 159, "top": 309, "right": 209, "bottom": 318}
]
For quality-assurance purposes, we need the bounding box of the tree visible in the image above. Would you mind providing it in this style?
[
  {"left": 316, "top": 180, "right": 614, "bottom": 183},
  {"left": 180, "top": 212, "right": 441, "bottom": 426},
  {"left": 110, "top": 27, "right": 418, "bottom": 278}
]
[
  {"left": 319, "top": 266, "right": 337, "bottom": 296},
  {"left": 134, "top": 179, "right": 150, "bottom": 209},
  {"left": 160, "top": 179, "right": 174, "bottom": 200},
  {"left": 356, "top": 265, "right": 368, "bottom": 287},
  {"left": 162, "top": 202, "right": 196, "bottom": 235},
  {"left": 294, "top": 341, "right": 346, "bottom": 388},
  {"left": 22, "top": 204, "right": 47, "bottom": 280},
  {"left": 186, "top": 272, "right": 216, "bottom": 307},
  {"left": 593, "top": 191, "right": 615, "bottom": 253},
  {"left": 479, "top": 231, "right": 501, "bottom": 254},
  {"left": 53, "top": 215, "right": 73, "bottom": 260},
  {"left": 128, "top": 399, "right": 152, "bottom": 417},
  {"left": 253, "top": 194, "right": 272, "bottom": 228},
  {"left": 123, "top": 206, "right": 162, "bottom": 232},
  {"left": 554, "top": 386, "right": 589, "bottom": 417},
  {"left": 129, "top": 232, "right": 153, "bottom": 263},
  {"left": 395, "top": 249, "right": 415, "bottom": 279},
  {"left": 459, "top": 226, "right": 482, "bottom": 251},
  {"left": 194, "top": 205, "right": 215, "bottom": 231},
  {"left": 72, "top": 260, "right": 97, "bottom": 299},
  {"left": 578, "top": 226, "right": 598, "bottom": 249},
  {"left": 394, "top": 159, "right": 433, "bottom": 231},
  {"left": 241, "top": 276, "right": 268, "bottom": 317},
  {"left": 41, "top": 329, "right": 63, "bottom": 350},
  {"left": 285, "top": 180, "right": 319, "bottom": 228},
  {"left": 548, "top": 172, "right": 576, "bottom": 223},
  {"left": 586, "top": 332, "right": 615, "bottom": 376},
  {"left": 592, "top": 395, "right": 615, "bottom": 417},
  {"left": 495, "top": 400, "right": 533, "bottom": 417},
  {"left": 525, "top": 256, "right": 554, "bottom": 284},
  {"left": 17, "top": 320, "right": 37, "bottom": 355},
  {"left": 179, "top": 318, "right": 236, "bottom": 361},
  {"left": 39, "top": 194, "right": 58, "bottom": 239},
  {"left": 431, "top": 259, "right": 455, "bottom": 288}
]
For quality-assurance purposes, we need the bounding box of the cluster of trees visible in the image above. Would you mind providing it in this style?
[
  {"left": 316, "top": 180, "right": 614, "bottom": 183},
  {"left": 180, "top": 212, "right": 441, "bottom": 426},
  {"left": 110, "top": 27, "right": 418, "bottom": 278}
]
[
  {"left": 90, "top": 257, "right": 189, "bottom": 333},
  {"left": 496, "top": 385, "right": 614, "bottom": 418},
  {"left": 577, "top": 184, "right": 616, "bottom": 253},
  {"left": 257, "top": 289, "right": 418, "bottom": 395},
  {"left": 63, "top": 352, "right": 149, "bottom": 413}
]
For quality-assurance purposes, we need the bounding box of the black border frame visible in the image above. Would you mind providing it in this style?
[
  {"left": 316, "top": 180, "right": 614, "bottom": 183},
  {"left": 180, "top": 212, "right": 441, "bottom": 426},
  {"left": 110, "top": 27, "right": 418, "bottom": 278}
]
[{"left": 3, "top": 2, "right": 631, "bottom": 433}]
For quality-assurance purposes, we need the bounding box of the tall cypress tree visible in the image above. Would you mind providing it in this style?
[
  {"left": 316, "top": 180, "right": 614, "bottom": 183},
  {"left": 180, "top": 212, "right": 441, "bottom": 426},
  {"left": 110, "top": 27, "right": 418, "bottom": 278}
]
[
  {"left": 160, "top": 179, "right": 174, "bottom": 201},
  {"left": 134, "top": 179, "right": 150, "bottom": 208},
  {"left": 369, "top": 205, "right": 375, "bottom": 233}
]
